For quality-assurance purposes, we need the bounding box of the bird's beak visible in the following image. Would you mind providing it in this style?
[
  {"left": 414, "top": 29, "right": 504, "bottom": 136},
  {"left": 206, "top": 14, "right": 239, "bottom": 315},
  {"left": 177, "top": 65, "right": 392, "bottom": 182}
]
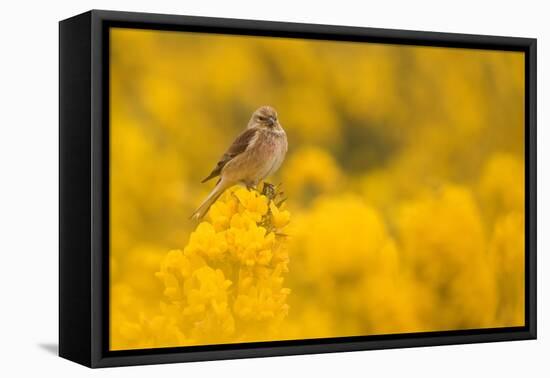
[{"left": 268, "top": 116, "right": 277, "bottom": 127}]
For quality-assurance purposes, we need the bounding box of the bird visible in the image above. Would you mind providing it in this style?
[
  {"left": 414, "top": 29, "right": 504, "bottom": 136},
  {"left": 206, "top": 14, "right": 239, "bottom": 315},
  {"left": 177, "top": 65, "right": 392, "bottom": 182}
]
[{"left": 191, "top": 105, "right": 288, "bottom": 220}]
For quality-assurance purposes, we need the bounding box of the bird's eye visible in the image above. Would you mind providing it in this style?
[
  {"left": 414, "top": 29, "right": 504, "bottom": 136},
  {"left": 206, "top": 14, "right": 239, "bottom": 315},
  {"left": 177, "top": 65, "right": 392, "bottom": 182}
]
[{"left": 258, "top": 116, "right": 266, "bottom": 121}]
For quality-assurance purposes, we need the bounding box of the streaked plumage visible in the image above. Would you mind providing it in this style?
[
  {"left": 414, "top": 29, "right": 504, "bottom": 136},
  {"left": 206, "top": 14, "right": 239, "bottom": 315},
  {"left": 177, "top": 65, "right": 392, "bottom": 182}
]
[{"left": 191, "top": 106, "right": 288, "bottom": 220}]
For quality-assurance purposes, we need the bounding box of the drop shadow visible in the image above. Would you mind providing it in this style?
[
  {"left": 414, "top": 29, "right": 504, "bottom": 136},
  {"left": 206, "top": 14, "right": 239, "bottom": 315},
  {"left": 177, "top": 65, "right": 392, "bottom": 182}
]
[{"left": 38, "top": 343, "right": 58, "bottom": 355}]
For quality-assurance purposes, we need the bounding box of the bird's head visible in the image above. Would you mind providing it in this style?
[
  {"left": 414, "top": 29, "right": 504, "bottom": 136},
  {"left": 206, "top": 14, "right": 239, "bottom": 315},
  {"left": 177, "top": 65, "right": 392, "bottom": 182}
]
[{"left": 248, "top": 105, "right": 281, "bottom": 130}]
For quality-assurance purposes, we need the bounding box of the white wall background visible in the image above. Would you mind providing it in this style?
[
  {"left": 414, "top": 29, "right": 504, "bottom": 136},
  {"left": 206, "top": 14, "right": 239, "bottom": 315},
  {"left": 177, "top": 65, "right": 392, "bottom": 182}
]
[{"left": 0, "top": 0, "right": 547, "bottom": 376}]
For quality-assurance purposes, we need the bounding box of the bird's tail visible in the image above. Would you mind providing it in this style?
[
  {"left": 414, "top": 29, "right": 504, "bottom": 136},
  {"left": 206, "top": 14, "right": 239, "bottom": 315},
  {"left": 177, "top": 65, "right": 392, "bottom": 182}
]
[{"left": 190, "top": 180, "right": 229, "bottom": 220}]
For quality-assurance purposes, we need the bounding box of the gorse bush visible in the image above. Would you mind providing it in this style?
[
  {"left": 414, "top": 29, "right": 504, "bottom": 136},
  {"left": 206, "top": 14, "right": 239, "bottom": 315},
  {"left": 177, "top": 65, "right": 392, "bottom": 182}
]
[{"left": 112, "top": 186, "right": 291, "bottom": 349}]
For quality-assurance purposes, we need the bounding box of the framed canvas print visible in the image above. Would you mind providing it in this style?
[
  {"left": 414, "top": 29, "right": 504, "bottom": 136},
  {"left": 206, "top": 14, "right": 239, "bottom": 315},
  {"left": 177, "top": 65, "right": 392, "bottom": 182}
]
[{"left": 59, "top": 10, "right": 537, "bottom": 368}]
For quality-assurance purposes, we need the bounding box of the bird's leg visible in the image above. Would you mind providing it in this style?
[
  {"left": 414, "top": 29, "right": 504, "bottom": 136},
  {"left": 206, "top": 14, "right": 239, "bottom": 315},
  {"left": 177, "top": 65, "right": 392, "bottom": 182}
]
[{"left": 245, "top": 181, "right": 260, "bottom": 193}]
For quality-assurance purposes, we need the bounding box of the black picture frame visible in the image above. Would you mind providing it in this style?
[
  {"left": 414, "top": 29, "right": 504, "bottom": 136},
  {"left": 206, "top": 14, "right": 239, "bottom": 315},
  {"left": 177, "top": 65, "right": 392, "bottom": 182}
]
[{"left": 59, "top": 9, "right": 537, "bottom": 368}]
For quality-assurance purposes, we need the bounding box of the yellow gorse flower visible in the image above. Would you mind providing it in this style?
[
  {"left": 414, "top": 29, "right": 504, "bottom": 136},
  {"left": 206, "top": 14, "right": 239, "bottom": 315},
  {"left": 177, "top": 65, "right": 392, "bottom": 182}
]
[
  {"left": 185, "top": 223, "right": 228, "bottom": 260},
  {"left": 153, "top": 185, "right": 291, "bottom": 346},
  {"left": 269, "top": 202, "right": 291, "bottom": 229}
]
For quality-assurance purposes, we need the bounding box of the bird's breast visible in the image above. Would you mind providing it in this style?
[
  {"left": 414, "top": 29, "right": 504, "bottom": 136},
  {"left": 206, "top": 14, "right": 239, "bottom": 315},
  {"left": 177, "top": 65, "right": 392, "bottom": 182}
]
[
  {"left": 256, "top": 130, "right": 287, "bottom": 177},
  {"left": 223, "top": 129, "right": 287, "bottom": 184}
]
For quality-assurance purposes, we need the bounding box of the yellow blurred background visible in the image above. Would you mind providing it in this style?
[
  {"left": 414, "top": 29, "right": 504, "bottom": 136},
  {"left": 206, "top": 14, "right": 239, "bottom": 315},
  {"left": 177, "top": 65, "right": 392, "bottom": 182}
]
[{"left": 109, "top": 27, "right": 525, "bottom": 350}]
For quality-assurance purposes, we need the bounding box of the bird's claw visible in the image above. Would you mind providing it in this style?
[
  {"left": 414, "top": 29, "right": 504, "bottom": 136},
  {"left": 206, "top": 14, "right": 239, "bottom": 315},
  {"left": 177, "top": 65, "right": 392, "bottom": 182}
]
[{"left": 261, "top": 182, "right": 277, "bottom": 199}]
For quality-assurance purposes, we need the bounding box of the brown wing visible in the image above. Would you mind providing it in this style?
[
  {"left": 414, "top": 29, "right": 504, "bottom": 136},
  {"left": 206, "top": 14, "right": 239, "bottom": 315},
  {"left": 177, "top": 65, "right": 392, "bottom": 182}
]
[{"left": 201, "top": 128, "right": 258, "bottom": 183}]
